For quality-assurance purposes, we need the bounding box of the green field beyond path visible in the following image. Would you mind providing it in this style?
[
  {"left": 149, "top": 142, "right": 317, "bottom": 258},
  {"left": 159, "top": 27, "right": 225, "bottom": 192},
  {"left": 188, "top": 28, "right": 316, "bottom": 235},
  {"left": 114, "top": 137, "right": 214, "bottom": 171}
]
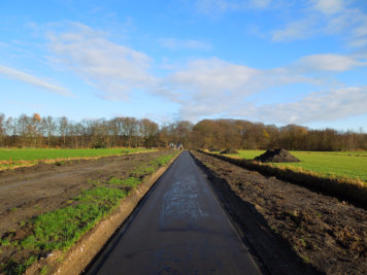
[
  {"left": 0, "top": 148, "right": 154, "bottom": 169},
  {"left": 227, "top": 150, "right": 367, "bottom": 182}
]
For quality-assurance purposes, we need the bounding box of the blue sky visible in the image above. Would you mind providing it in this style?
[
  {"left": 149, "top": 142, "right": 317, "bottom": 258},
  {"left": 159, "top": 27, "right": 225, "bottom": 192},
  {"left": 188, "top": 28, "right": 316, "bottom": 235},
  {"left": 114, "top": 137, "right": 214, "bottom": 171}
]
[{"left": 0, "top": 0, "right": 367, "bottom": 130}]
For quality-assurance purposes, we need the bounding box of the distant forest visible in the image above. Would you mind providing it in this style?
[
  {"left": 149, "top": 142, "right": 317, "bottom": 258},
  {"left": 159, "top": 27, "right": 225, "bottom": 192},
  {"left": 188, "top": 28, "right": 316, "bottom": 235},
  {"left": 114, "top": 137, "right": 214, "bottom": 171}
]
[{"left": 0, "top": 113, "right": 366, "bottom": 151}]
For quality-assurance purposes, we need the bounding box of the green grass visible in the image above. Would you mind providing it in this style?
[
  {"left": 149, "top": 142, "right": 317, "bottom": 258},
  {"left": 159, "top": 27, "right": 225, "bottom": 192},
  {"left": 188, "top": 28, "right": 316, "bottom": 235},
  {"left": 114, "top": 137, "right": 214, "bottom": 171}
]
[
  {"left": 1, "top": 186, "right": 127, "bottom": 274},
  {"left": 0, "top": 147, "right": 152, "bottom": 161},
  {"left": 21, "top": 187, "right": 127, "bottom": 251},
  {"left": 226, "top": 150, "right": 367, "bottom": 182},
  {"left": 0, "top": 147, "right": 154, "bottom": 169},
  {"left": 108, "top": 177, "right": 141, "bottom": 188},
  {"left": 132, "top": 153, "right": 175, "bottom": 177}
]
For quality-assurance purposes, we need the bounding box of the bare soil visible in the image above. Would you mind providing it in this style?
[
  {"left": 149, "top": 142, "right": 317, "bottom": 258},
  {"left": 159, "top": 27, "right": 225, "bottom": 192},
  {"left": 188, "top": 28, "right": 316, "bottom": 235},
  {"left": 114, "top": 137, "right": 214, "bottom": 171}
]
[
  {"left": 0, "top": 151, "right": 168, "bottom": 236},
  {"left": 254, "top": 148, "right": 300, "bottom": 162},
  {"left": 192, "top": 151, "right": 367, "bottom": 275}
]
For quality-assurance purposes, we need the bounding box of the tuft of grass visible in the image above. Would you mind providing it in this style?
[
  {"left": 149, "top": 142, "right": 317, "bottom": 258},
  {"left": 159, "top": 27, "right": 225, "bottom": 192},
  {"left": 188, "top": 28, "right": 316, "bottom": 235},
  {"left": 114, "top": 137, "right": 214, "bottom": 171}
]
[
  {"left": 107, "top": 177, "right": 142, "bottom": 190},
  {"left": 132, "top": 154, "right": 175, "bottom": 177},
  {"left": 107, "top": 177, "right": 123, "bottom": 185},
  {"left": 122, "top": 177, "right": 141, "bottom": 188},
  {"left": 40, "top": 265, "right": 48, "bottom": 275},
  {"left": 1, "top": 255, "right": 37, "bottom": 275},
  {"left": 0, "top": 238, "right": 11, "bottom": 247}
]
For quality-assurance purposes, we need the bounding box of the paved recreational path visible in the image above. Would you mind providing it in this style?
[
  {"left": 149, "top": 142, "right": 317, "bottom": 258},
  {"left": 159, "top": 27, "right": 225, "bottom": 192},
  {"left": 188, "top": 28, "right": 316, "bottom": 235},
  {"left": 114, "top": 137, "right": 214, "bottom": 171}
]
[{"left": 86, "top": 151, "right": 261, "bottom": 275}]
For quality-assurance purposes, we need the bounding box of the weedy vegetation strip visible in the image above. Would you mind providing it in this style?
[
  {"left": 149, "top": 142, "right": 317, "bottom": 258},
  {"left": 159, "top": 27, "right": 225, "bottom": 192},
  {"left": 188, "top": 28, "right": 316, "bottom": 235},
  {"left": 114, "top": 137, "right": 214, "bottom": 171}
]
[
  {"left": 199, "top": 150, "right": 367, "bottom": 209},
  {"left": 0, "top": 153, "right": 176, "bottom": 275}
]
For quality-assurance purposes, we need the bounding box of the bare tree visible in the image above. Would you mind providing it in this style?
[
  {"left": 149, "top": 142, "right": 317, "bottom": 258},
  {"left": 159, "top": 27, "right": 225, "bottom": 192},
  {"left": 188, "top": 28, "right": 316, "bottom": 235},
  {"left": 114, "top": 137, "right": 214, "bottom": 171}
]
[
  {"left": 122, "top": 117, "right": 138, "bottom": 147},
  {"left": 0, "top": 114, "right": 5, "bottom": 146},
  {"left": 59, "top": 116, "right": 68, "bottom": 147}
]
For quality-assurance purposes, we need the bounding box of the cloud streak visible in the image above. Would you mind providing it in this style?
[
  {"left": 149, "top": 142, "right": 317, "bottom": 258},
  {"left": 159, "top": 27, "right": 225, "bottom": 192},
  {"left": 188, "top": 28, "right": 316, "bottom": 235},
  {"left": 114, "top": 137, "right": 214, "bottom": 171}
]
[
  {"left": 161, "top": 55, "right": 367, "bottom": 122},
  {"left": 254, "top": 86, "right": 367, "bottom": 124},
  {"left": 48, "top": 23, "right": 156, "bottom": 100},
  {"left": 0, "top": 65, "right": 72, "bottom": 96},
  {"left": 195, "top": 0, "right": 272, "bottom": 13},
  {"left": 158, "top": 38, "right": 211, "bottom": 50},
  {"left": 295, "top": 54, "right": 367, "bottom": 72},
  {"left": 312, "top": 0, "right": 344, "bottom": 15},
  {"left": 271, "top": 0, "right": 367, "bottom": 48}
]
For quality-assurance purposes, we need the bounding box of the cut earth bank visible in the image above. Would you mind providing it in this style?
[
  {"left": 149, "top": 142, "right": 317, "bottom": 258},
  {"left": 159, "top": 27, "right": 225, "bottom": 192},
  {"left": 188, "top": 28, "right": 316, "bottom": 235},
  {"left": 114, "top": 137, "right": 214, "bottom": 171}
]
[{"left": 191, "top": 151, "right": 367, "bottom": 275}]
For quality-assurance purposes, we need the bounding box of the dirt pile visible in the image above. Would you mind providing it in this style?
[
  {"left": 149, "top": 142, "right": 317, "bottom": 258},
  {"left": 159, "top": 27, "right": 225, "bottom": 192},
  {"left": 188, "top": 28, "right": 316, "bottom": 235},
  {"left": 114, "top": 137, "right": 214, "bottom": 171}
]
[
  {"left": 220, "top": 148, "right": 239, "bottom": 154},
  {"left": 208, "top": 147, "right": 220, "bottom": 152},
  {"left": 254, "top": 148, "right": 300, "bottom": 162}
]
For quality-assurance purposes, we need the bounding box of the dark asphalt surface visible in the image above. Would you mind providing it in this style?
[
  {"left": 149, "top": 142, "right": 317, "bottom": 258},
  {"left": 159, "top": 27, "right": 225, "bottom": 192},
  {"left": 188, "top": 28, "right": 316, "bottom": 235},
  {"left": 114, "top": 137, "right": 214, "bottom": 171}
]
[{"left": 86, "top": 151, "right": 262, "bottom": 275}]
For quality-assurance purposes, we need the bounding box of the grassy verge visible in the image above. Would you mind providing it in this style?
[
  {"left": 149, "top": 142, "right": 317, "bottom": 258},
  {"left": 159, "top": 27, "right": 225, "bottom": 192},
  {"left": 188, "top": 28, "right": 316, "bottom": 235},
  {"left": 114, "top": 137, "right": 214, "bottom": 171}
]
[
  {"left": 0, "top": 147, "right": 155, "bottom": 170},
  {"left": 220, "top": 150, "right": 367, "bottom": 182},
  {"left": 200, "top": 150, "right": 367, "bottom": 209},
  {"left": 0, "top": 152, "right": 177, "bottom": 275}
]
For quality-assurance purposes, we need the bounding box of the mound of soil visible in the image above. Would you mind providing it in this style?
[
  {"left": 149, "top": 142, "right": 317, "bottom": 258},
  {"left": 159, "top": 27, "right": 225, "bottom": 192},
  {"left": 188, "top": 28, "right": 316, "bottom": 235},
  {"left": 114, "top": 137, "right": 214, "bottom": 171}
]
[
  {"left": 220, "top": 148, "right": 239, "bottom": 154},
  {"left": 254, "top": 148, "right": 300, "bottom": 163}
]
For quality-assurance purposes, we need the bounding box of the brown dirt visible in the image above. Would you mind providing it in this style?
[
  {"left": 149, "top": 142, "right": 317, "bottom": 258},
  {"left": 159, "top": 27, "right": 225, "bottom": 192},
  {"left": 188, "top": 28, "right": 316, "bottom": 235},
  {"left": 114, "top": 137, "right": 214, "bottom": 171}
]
[
  {"left": 0, "top": 151, "right": 169, "bottom": 236},
  {"left": 192, "top": 151, "right": 367, "bottom": 275},
  {"left": 254, "top": 148, "right": 300, "bottom": 162}
]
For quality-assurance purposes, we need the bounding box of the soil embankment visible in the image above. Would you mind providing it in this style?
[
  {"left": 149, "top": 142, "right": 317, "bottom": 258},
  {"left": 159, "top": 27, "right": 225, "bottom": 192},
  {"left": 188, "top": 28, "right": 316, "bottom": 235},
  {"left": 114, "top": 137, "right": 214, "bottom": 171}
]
[
  {"left": 192, "top": 151, "right": 367, "bottom": 275},
  {"left": 200, "top": 150, "right": 367, "bottom": 208},
  {"left": 254, "top": 148, "right": 300, "bottom": 162}
]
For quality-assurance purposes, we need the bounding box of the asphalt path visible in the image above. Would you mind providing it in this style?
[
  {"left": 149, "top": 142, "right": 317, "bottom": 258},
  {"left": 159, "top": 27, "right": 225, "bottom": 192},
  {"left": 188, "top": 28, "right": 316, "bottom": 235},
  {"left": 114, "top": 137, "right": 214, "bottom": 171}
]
[{"left": 86, "top": 151, "right": 262, "bottom": 275}]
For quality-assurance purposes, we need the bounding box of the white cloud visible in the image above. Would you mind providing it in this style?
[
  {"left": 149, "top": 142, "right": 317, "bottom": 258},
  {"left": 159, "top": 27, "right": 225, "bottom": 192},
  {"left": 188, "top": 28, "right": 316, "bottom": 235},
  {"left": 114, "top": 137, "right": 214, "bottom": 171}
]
[
  {"left": 250, "top": 0, "right": 272, "bottom": 8},
  {"left": 296, "top": 54, "right": 367, "bottom": 72},
  {"left": 162, "top": 57, "right": 262, "bottom": 120},
  {"left": 48, "top": 23, "right": 156, "bottom": 100},
  {"left": 271, "top": 0, "right": 367, "bottom": 47},
  {"left": 168, "top": 58, "right": 260, "bottom": 98},
  {"left": 157, "top": 53, "right": 367, "bottom": 122},
  {"left": 349, "top": 38, "right": 367, "bottom": 48},
  {"left": 271, "top": 19, "right": 316, "bottom": 42},
  {"left": 42, "top": 23, "right": 367, "bottom": 124},
  {"left": 312, "top": 0, "right": 344, "bottom": 15},
  {"left": 158, "top": 38, "right": 211, "bottom": 50},
  {"left": 254, "top": 86, "right": 367, "bottom": 123},
  {"left": 195, "top": 0, "right": 272, "bottom": 13},
  {"left": 162, "top": 57, "right": 318, "bottom": 121},
  {"left": 195, "top": 0, "right": 231, "bottom": 13},
  {"left": 0, "top": 65, "right": 72, "bottom": 96}
]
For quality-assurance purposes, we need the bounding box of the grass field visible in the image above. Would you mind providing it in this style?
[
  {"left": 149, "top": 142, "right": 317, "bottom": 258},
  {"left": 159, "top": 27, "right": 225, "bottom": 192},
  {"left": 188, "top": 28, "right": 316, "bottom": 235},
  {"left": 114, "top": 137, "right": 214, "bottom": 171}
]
[
  {"left": 225, "top": 150, "right": 367, "bottom": 182},
  {"left": 0, "top": 147, "right": 154, "bottom": 169}
]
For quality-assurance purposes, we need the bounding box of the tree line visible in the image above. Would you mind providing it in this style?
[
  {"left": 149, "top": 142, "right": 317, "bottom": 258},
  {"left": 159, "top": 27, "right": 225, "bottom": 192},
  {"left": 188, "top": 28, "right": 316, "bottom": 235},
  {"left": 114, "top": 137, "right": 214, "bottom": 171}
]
[{"left": 0, "top": 113, "right": 366, "bottom": 151}]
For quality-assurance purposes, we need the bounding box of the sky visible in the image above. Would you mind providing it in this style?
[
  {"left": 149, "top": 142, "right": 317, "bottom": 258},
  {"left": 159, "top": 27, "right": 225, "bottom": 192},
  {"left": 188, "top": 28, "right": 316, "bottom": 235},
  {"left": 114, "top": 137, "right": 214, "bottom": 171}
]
[{"left": 0, "top": 0, "right": 367, "bottom": 131}]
